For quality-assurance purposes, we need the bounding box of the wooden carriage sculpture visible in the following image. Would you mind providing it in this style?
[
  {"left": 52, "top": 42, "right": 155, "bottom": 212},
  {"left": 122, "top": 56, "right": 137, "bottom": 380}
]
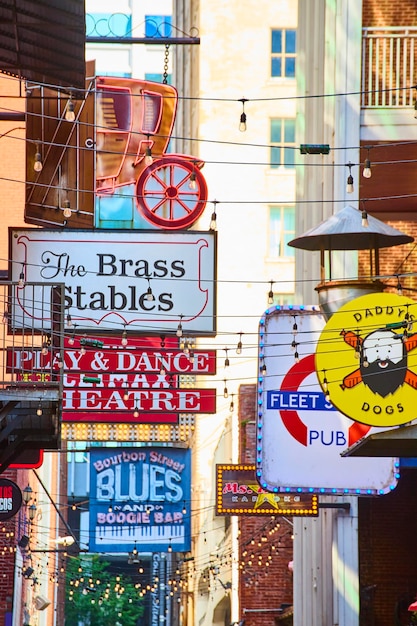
[{"left": 25, "top": 76, "right": 208, "bottom": 230}]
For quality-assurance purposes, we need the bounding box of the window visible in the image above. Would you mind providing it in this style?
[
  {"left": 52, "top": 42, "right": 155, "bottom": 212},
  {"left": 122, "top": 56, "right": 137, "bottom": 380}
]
[
  {"left": 145, "top": 15, "right": 172, "bottom": 38},
  {"left": 145, "top": 72, "right": 172, "bottom": 85},
  {"left": 269, "top": 206, "right": 295, "bottom": 258},
  {"left": 270, "top": 293, "right": 294, "bottom": 306},
  {"left": 271, "top": 29, "right": 296, "bottom": 78},
  {"left": 270, "top": 118, "right": 295, "bottom": 168},
  {"left": 86, "top": 13, "right": 132, "bottom": 38}
]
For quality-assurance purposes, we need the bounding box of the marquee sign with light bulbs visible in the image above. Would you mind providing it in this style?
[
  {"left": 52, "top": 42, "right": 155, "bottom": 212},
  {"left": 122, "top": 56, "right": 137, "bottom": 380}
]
[{"left": 216, "top": 465, "right": 318, "bottom": 516}]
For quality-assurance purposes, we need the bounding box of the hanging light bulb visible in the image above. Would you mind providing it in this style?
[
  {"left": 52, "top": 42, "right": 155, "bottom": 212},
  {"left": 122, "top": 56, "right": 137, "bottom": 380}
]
[
  {"left": 121, "top": 329, "right": 128, "bottom": 347},
  {"left": 146, "top": 279, "right": 155, "bottom": 301},
  {"left": 66, "top": 313, "right": 73, "bottom": 328},
  {"left": 18, "top": 264, "right": 25, "bottom": 287},
  {"left": 133, "top": 404, "right": 139, "bottom": 418},
  {"left": 65, "top": 95, "right": 76, "bottom": 122},
  {"left": 292, "top": 317, "right": 298, "bottom": 335},
  {"left": 209, "top": 200, "right": 218, "bottom": 231},
  {"left": 236, "top": 332, "right": 243, "bottom": 354},
  {"left": 361, "top": 209, "right": 369, "bottom": 227},
  {"left": 41, "top": 341, "right": 49, "bottom": 356},
  {"left": 363, "top": 149, "right": 372, "bottom": 178},
  {"left": 238, "top": 98, "right": 248, "bottom": 131},
  {"left": 323, "top": 375, "right": 330, "bottom": 402},
  {"left": 68, "top": 328, "right": 75, "bottom": 346},
  {"left": 223, "top": 380, "right": 229, "bottom": 398},
  {"left": 36, "top": 401, "right": 43, "bottom": 416},
  {"left": 57, "top": 354, "right": 64, "bottom": 369},
  {"left": 144, "top": 136, "right": 153, "bottom": 165},
  {"left": 34, "top": 143, "right": 43, "bottom": 172},
  {"left": 261, "top": 360, "right": 267, "bottom": 375},
  {"left": 229, "top": 395, "right": 235, "bottom": 412},
  {"left": 176, "top": 315, "right": 183, "bottom": 337},
  {"left": 268, "top": 280, "right": 274, "bottom": 305},
  {"left": 346, "top": 162, "right": 354, "bottom": 193},
  {"left": 397, "top": 276, "right": 403, "bottom": 296},
  {"left": 294, "top": 346, "right": 299, "bottom": 363},
  {"left": 224, "top": 348, "right": 230, "bottom": 368},
  {"left": 188, "top": 164, "right": 197, "bottom": 190},
  {"left": 63, "top": 199, "right": 72, "bottom": 218}
]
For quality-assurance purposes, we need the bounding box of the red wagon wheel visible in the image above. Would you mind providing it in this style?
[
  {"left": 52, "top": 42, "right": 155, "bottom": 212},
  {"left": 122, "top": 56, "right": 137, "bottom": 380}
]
[{"left": 135, "top": 156, "right": 208, "bottom": 229}]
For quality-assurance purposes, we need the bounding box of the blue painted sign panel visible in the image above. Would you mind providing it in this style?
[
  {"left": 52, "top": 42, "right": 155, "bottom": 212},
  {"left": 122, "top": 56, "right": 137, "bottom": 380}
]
[{"left": 89, "top": 447, "right": 191, "bottom": 553}]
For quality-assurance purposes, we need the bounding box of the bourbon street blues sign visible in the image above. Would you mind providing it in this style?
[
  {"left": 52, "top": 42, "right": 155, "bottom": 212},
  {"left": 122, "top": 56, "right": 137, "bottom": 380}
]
[
  {"left": 89, "top": 447, "right": 191, "bottom": 553},
  {"left": 9, "top": 229, "right": 217, "bottom": 335}
]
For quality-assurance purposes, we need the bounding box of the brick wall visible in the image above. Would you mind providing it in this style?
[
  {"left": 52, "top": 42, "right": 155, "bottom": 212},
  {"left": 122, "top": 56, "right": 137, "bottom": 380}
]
[
  {"left": 363, "top": 0, "right": 417, "bottom": 26},
  {"left": 238, "top": 385, "right": 293, "bottom": 626},
  {"left": 359, "top": 469, "right": 417, "bottom": 625},
  {"left": 358, "top": 220, "right": 417, "bottom": 297}
]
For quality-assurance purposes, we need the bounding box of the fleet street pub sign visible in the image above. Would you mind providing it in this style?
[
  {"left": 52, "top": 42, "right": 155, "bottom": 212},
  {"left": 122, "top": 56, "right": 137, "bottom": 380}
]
[
  {"left": 9, "top": 229, "right": 217, "bottom": 336},
  {"left": 7, "top": 336, "right": 217, "bottom": 423},
  {"left": 89, "top": 447, "right": 191, "bottom": 553}
]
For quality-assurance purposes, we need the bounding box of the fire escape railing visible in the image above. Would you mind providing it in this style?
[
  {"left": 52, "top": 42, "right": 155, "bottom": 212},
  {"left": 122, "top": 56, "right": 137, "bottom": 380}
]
[
  {"left": 361, "top": 26, "right": 417, "bottom": 108},
  {"left": 0, "top": 282, "right": 65, "bottom": 471}
]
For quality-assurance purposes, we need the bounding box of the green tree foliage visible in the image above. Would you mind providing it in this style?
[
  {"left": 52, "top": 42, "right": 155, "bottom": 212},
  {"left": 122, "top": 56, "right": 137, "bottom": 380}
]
[{"left": 65, "top": 554, "right": 144, "bottom": 626}]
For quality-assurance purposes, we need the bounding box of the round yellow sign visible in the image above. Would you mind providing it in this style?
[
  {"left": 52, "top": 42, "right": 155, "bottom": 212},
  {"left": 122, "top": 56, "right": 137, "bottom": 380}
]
[{"left": 315, "top": 292, "right": 417, "bottom": 427}]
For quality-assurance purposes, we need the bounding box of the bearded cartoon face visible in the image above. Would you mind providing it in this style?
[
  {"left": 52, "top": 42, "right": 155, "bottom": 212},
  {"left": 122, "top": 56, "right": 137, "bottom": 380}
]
[{"left": 360, "top": 329, "right": 406, "bottom": 397}]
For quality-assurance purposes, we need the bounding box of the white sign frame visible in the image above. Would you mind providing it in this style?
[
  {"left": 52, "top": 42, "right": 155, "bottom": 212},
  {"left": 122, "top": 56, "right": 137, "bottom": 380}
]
[
  {"left": 9, "top": 229, "right": 217, "bottom": 335},
  {"left": 256, "top": 306, "right": 399, "bottom": 495}
]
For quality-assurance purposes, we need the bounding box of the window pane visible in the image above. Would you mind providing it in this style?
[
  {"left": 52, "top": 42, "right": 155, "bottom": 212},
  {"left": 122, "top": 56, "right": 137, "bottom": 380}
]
[
  {"left": 285, "top": 30, "right": 297, "bottom": 53},
  {"left": 283, "top": 147, "right": 293, "bottom": 167},
  {"left": 269, "top": 208, "right": 282, "bottom": 256},
  {"left": 145, "top": 15, "right": 172, "bottom": 38},
  {"left": 87, "top": 13, "right": 132, "bottom": 38},
  {"left": 270, "top": 119, "right": 282, "bottom": 143},
  {"left": 283, "top": 206, "right": 295, "bottom": 229},
  {"left": 271, "top": 30, "right": 282, "bottom": 53},
  {"left": 284, "top": 119, "right": 295, "bottom": 143},
  {"left": 269, "top": 206, "right": 295, "bottom": 258},
  {"left": 285, "top": 58, "right": 296, "bottom": 77},
  {"left": 270, "top": 146, "right": 281, "bottom": 168},
  {"left": 284, "top": 233, "right": 295, "bottom": 256},
  {"left": 271, "top": 58, "right": 282, "bottom": 77}
]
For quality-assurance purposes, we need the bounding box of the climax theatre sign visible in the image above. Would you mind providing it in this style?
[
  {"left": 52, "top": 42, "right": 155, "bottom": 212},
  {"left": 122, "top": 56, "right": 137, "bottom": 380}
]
[
  {"left": 10, "top": 229, "right": 217, "bottom": 335},
  {"left": 7, "top": 336, "right": 217, "bottom": 423}
]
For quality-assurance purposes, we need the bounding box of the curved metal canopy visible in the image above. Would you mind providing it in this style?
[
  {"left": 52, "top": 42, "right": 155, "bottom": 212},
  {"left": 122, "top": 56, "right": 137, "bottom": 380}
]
[{"left": 288, "top": 205, "right": 414, "bottom": 251}]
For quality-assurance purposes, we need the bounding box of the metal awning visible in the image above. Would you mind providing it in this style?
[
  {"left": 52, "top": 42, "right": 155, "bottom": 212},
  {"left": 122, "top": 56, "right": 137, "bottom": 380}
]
[
  {"left": 288, "top": 205, "right": 414, "bottom": 251},
  {"left": 341, "top": 424, "right": 417, "bottom": 457},
  {"left": 0, "top": 0, "right": 85, "bottom": 89}
]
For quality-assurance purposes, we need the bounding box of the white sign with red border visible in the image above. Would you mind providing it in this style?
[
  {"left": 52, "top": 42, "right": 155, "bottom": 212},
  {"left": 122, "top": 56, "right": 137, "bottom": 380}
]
[
  {"left": 9, "top": 229, "right": 216, "bottom": 335},
  {"left": 256, "top": 306, "right": 398, "bottom": 495}
]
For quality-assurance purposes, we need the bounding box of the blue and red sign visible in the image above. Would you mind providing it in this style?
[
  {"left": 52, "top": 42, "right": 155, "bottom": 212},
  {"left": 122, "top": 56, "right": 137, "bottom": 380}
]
[{"left": 256, "top": 306, "right": 398, "bottom": 495}]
